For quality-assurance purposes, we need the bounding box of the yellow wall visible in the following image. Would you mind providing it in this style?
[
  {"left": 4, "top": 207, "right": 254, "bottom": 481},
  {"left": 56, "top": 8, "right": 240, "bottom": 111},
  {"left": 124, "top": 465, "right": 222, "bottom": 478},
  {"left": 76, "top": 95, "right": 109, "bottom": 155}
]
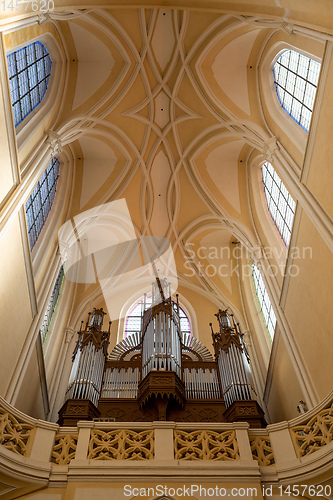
[{"left": 0, "top": 215, "right": 33, "bottom": 396}]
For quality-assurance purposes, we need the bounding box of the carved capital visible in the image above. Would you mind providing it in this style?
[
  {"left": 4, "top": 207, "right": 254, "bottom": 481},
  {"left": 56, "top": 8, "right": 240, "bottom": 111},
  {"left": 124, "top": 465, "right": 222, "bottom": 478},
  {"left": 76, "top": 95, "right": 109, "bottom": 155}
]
[
  {"left": 250, "top": 246, "right": 263, "bottom": 266},
  {"left": 281, "top": 22, "right": 294, "bottom": 35},
  {"left": 37, "top": 13, "right": 50, "bottom": 25},
  {"left": 47, "top": 131, "right": 62, "bottom": 157},
  {"left": 263, "top": 137, "right": 278, "bottom": 163},
  {"left": 242, "top": 331, "right": 252, "bottom": 347},
  {"left": 64, "top": 327, "right": 76, "bottom": 344}
]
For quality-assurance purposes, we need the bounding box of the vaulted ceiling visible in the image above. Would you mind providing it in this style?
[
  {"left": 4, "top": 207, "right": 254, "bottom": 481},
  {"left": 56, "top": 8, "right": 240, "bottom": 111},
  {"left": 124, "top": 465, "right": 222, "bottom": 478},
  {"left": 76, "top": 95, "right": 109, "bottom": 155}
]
[{"left": 46, "top": 8, "right": 277, "bottom": 329}]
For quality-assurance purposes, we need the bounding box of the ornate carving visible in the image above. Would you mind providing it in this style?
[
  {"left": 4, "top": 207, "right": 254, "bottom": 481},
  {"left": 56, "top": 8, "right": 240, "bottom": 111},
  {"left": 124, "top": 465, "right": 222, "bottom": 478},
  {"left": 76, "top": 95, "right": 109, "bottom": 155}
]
[
  {"left": 151, "top": 375, "right": 174, "bottom": 384},
  {"left": 197, "top": 409, "right": 219, "bottom": 422},
  {"left": 37, "top": 13, "right": 50, "bottom": 25},
  {"left": 174, "top": 429, "right": 239, "bottom": 460},
  {"left": 105, "top": 408, "right": 126, "bottom": 420},
  {"left": 249, "top": 435, "right": 275, "bottom": 466},
  {"left": 68, "top": 405, "right": 86, "bottom": 415},
  {"left": 46, "top": 131, "right": 62, "bottom": 157},
  {"left": 0, "top": 409, "right": 33, "bottom": 457},
  {"left": 224, "top": 400, "right": 266, "bottom": 428},
  {"left": 290, "top": 403, "right": 333, "bottom": 457},
  {"left": 263, "top": 137, "right": 278, "bottom": 163},
  {"left": 88, "top": 429, "right": 154, "bottom": 460},
  {"left": 51, "top": 434, "right": 78, "bottom": 465},
  {"left": 238, "top": 406, "right": 256, "bottom": 415}
]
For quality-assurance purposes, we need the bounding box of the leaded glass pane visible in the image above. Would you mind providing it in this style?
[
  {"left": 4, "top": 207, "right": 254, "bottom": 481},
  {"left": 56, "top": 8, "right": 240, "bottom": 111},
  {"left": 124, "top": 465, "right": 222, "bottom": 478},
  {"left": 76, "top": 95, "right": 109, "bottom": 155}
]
[
  {"left": 262, "top": 162, "right": 296, "bottom": 247},
  {"left": 40, "top": 265, "right": 65, "bottom": 344},
  {"left": 7, "top": 41, "right": 52, "bottom": 127},
  {"left": 252, "top": 265, "right": 276, "bottom": 340},
  {"left": 273, "top": 49, "right": 320, "bottom": 132},
  {"left": 25, "top": 158, "right": 60, "bottom": 250}
]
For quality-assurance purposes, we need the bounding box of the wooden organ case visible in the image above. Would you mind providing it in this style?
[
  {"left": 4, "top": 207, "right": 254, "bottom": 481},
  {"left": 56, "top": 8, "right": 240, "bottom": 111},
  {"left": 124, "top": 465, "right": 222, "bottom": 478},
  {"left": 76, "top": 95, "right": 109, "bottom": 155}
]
[{"left": 58, "top": 280, "right": 266, "bottom": 427}]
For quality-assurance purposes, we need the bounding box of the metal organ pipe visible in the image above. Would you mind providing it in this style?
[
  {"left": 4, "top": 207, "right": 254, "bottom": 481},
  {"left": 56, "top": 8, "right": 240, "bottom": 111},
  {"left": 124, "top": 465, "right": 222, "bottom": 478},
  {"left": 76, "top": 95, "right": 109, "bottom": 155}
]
[
  {"left": 65, "top": 342, "right": 106, "bottom": 407},
  {"left": 100, "top": 367, "right": 139, "bottom": 398},
  {"left": 142, "top": 302, "right": 182, "bottom": 379},
  {"left": 183, "top": 368, "right": 221, "bottom": 399},
  {"left": 216, "top": 343, "right": 251, "bottom": 408},
  {"left": 65, "top": 308, "right": 110, "bottom": 408}
]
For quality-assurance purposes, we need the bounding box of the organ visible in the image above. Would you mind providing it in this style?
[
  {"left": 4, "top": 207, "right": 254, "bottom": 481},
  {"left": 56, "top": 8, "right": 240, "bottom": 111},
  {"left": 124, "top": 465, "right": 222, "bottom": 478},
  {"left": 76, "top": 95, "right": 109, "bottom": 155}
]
[{"left": 58, "top": 279, "right": 266, "bottom": 427}]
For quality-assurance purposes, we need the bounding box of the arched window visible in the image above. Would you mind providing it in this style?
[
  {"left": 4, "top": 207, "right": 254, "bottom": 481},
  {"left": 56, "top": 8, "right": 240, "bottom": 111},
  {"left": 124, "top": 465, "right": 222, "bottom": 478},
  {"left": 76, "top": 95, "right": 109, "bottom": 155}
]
[
  {"left": 40, "top": 265, "right": 65, "bottom": 344},
  {"left": 273, "top": 50, "right": 321, "bottom": 132},
  {"left": 7, "top": 41, "right": 52, "bottom": 127},
  {"left": 262, "top": 162, "right": 296, "bottom": 247},
  {"left": 25, "top": 157, "right": 60, "bottom": 250},
  {"left": 124, "top": 295, "right": 191, "bottom": 337},
  {"left": 252, "top": 264, "right": 276, "bottom": 340}
]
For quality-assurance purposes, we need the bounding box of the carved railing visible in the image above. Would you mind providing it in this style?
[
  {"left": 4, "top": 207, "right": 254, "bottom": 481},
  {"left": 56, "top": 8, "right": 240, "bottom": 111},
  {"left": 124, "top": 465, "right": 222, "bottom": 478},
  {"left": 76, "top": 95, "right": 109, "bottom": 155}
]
[
  {"left": 0, "top": 408, "right": 34, "bottom": 457},
  {"left": 249, "top": 434, "right": 275, "bottom": 466},
  {"left": 1, "top": 393, "right": 333, "bottom": 485},
  {"left": 174, "top": 429, "right": 239, "bottom": 460},
  {"left": 51, "top": 433, "right": 78, "bottom": 465},
  {"left": 88, "top": 429, "right": 154, "bottom": 460},
  {"left": 290, "top": 401, "right": 333, "bottom": 458}
]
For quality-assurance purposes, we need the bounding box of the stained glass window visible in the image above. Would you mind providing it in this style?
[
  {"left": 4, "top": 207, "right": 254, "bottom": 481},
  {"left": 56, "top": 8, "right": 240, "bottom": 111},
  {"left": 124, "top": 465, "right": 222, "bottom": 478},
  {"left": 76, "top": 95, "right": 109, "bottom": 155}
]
[
  {"left": 25, "top": 157, "right": 60, "bottom": 250},
  {"left": 40, "top": 265, "right": 65, "bottom": 344},
  {"left": 262, "top": 162, "right": 296, "bottom": 247},
  {"left": 273, "top": 50, "right": 320, "bottom": 132},
  {"left": 252, "top": 264, "right": 276, "bottom": 340},
  {"left": 7, "top": 41, "right": 52, "bottom": 127}
]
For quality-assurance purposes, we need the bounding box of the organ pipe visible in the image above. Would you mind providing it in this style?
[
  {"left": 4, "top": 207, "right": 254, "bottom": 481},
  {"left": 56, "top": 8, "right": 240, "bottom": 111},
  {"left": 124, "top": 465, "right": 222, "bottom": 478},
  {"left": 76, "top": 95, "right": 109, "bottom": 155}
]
[
  {"left": 65, "top": 308, "right": 111, "bottom": 407},
  {"left": 210, "top": 309, "right": 252, "bottom": 409},
  {"left": 141, "top": 279, "right": 182, "bottom": 379}
]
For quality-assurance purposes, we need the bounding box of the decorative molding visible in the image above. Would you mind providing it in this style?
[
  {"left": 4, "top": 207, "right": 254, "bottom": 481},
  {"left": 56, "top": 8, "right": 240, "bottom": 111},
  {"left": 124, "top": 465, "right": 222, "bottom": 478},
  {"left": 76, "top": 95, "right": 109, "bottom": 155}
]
[{"left": 281, "top": 22, "right": 294, "bottom": 36}]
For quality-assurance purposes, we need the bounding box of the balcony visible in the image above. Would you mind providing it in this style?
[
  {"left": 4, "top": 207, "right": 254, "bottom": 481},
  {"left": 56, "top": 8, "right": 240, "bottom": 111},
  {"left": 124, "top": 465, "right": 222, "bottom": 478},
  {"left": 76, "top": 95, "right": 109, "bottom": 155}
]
[{"left": 0, "top": 392, "right": 333, "bottom": 498}]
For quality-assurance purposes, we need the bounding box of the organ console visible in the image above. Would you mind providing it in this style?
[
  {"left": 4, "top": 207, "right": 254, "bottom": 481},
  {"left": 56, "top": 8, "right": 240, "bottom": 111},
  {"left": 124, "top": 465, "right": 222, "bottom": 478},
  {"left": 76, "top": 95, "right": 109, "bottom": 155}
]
[{"left": 58, "top": 279, "right": 266, "bottom": 427}]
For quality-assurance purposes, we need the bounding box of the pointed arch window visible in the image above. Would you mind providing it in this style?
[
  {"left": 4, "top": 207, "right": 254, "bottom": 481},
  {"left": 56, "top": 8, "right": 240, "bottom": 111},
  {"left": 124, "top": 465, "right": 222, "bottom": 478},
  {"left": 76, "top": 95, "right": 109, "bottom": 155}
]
[
  {"left": 7, "top": 41, "right": 52, "bottom": 127},
  {"left": 262, "top": 162, "right": 296, "bottom": 247},
  {"left": 273, "top": 50, "right": 320, "bottom": 132},
  {"left": 252, "top": 264, "right": 276, "bottom": 340},
  {"left": 25, "top": 157, "right": 60, "bottom": 250},
  {"left": 125, "top": 295, "right": 191, "bottom": 337}
]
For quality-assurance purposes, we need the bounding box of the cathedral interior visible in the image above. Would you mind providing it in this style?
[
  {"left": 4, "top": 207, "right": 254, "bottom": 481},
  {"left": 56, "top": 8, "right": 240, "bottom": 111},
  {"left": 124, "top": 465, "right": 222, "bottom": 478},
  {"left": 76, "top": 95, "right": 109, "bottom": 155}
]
[{"left": 0, "top": 0, "right": 333, "bottom": 498}]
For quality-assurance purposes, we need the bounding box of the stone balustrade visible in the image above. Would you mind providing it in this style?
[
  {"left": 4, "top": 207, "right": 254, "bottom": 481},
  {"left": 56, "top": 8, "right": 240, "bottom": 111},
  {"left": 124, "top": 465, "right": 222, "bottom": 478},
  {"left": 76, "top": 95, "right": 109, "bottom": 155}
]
[{"left": 1, "top": 392, "right": 333, "bottom": 498}]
